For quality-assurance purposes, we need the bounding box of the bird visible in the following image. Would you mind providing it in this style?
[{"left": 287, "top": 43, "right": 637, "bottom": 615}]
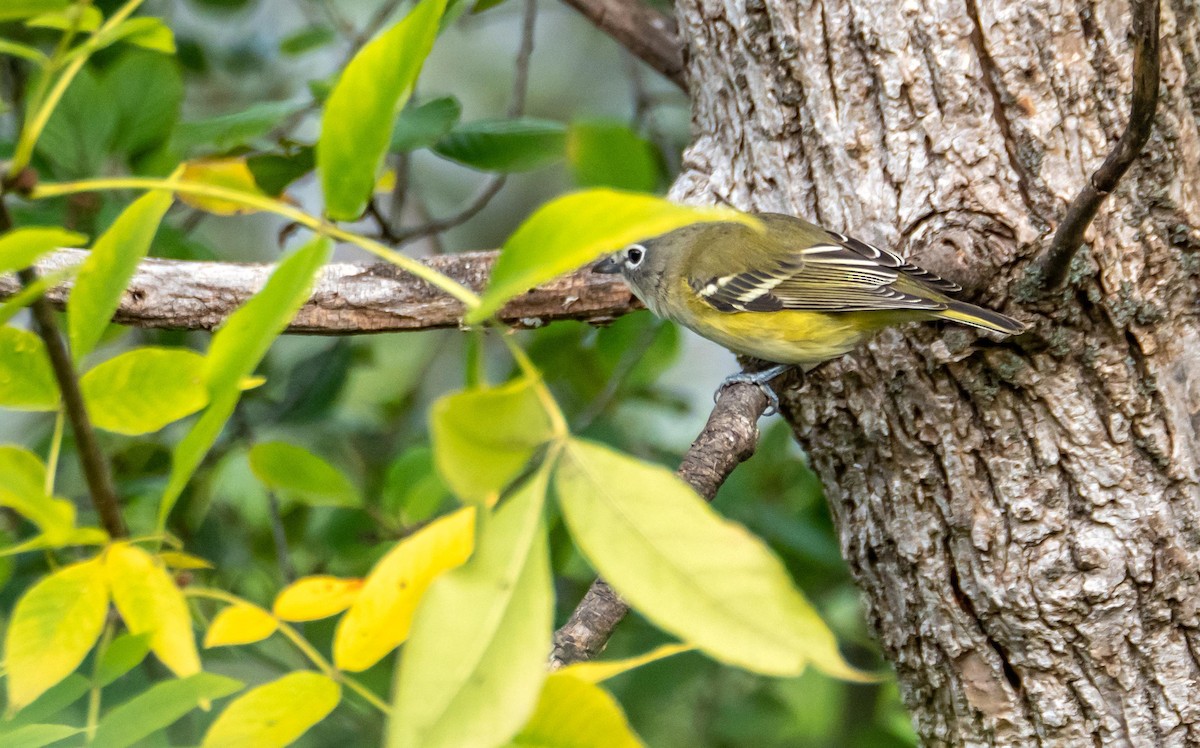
[{"left": 592, "top": 213, "right": 1025, "bottom": 411}]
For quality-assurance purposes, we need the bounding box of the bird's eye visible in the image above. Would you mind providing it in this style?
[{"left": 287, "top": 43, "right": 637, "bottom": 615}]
[{"left": 625, "top": 244, "right": 646, "bottom": 267}]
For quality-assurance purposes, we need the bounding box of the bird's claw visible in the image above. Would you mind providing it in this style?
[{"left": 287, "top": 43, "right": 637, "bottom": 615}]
[{"left": 715, "top": 364, "right": 792, "bottom": 416}]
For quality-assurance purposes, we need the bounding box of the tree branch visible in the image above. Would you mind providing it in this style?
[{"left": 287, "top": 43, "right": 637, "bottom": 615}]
[
  {"left": 549, "top": 376, "right": 773, "bottom": 668},
  {"left": 0, "top": 249, "right": 643, "bottom": 333},
  {"left": 558, "top": 0, "right": 686, "bottom": 90},
  {"left": 1034, "top": 0, "right": 1160, "bottom": 290}
]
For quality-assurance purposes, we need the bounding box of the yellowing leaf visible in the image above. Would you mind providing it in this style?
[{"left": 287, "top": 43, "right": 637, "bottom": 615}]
[
  {"left": 158, "top": 551, "right": 214, "bottom": 570},
  {"left": 388, "top": 472, "right": 551, "bottom": 748},
  {"left": 0, "top": 226, "right": 87, "bottom": 274},
  {"left": 555, "top": 438, "right": 852, "bottom": 678},
  {"left": 319, "top": 0, "right": 448, "bottom": 219},
  {"left": 504, "top": 673, "right": 643, "bottom": 748},
  {"left": 81, "top": 348, "right": 208, "bottom": 435},
  {"left": 0, "top": 446, "right": 75, "bottom": 538},
  {"left": 201, "top": 671, "right": 340, "bottom": 748},
  {"left": 273, "top": 576, "right": 362, "bottom": 622},
  {"left": 204, "top": 603, "right": 278, "bottom": 648},
  {"left": 469, "top": 190, "right": 759, "bottom": 322},
  {"left": 430, "top": 377, "right": 555, "bottom": 505},
  {"left": 5, "top": 557, "right": 109, "bottom": 711},
  {"left": 334, "top": 507, "right": 475, "bottom": 672},
  {"left": 561, "top": 642, "right": 693, "bottom": 684},
  {"left": 178, "top": 158, "right": 270, "bottom": 215},
  {"left": 69, "top": 190, "right": 173, "bottom": 361},
  {"left": 248, "top": 441, "right": 361, "bottom": 507},
  {"left": 105, "top": 543, "right": 200, "bottom": 678},
  {"left": 0, "top": 326, "right": 59, "bottom": 411}
]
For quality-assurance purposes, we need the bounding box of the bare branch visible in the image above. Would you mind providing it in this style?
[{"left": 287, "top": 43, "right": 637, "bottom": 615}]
[
  {"left": 558, "top": 0, "right": 686, "bottom": 90},
  {"left": 0, "top": 249, "right": 642, "bottom": 333},
  {"left": 1035, "top": 0, "right": 1161, "bottom": 290},
  {"left": 549, "top": 376, "right": 773, "bottom": 668}
]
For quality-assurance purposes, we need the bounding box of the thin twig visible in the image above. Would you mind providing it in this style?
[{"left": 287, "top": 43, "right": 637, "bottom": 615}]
[
  {"left": 557, "top": 0, "right": 685, "bottom": 90},
  {"left": 19, "top": 270, "right": 128, "bottom": 538},
  {"left": 1035, "top": 0, "right": 1161, "bottom": 290},
  {"left": 391, "top": 0, "right": 538, "bottom": 245},
  {"left": 265, "top": 490, "right": 297, "bottom": 582},
  {"left": 549, "top": 376, "right": 774, "bottom": 667}
]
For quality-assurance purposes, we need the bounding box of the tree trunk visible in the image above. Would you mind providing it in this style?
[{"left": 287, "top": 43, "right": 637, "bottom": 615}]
[{"left": 671, "top": 0, "right": 1200, "bottom": 744}]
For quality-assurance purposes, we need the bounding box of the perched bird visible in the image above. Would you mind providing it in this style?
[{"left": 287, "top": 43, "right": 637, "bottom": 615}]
[{"left": 592, "top": 213, "right": 1024, "bottom": 409}]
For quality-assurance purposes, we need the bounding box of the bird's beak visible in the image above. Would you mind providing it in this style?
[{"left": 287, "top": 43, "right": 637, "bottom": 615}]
[{"left": 592, "top": 255, "right": 622, "bottom": 274}]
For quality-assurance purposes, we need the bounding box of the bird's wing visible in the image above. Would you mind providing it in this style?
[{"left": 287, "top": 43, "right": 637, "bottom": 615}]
[{"left": 689, "top": 231, "right": 960, "bottom": 314}]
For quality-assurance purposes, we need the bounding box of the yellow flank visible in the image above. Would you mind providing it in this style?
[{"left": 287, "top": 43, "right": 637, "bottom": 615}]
[{"left": 676, "top": 288, "right": 921, "bottom": 367}]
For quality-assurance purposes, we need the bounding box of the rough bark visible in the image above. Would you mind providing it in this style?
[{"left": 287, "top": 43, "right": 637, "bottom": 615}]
[{"left": 671, "top": 0, "right": 1200, "bottom": 744}]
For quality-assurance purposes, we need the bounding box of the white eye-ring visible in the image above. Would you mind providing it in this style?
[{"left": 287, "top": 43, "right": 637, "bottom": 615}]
[{"left": 625, "top": 244, "right": 646, "bottom": 267}]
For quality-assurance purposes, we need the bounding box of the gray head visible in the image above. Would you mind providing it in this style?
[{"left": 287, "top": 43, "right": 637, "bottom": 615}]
[{"left": 591, "top": 225, "right": 710, "bottom": 315}]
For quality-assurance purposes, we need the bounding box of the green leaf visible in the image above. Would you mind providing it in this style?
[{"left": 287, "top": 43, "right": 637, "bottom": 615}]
[
  {"left": 108, "top": 51, "right": 183, "bottom": 156},
  {"left": 470, "top": 190, "right": 757, "bottom": 322},
  {"left": 0, "top": 40, "right": 49, "bottom": 65},
  {"left": 95, "top": 633, "right": 152, "bottom": 686},
  {"left": 433, "top": 118, "right": 567, "bottom": 172},
  {"left": 247, "top": 147, "right": 315, "bottom": 196},
  {"left": 0, "top": 326, "right": 59, "bottom": 410},
  {"left": 201, "top": 672, "right": 340, "bottom": 748},
  {"left": 0, "top": 724, "right": 81, "bottom": 748},
  {"left": 0, "top": 0, "right": 68, "bottom": 22},
  {"left": 93, "top": 673, "right": 244, "bottom": 748},
  {"left": 248, "top": 441, "right": 361, "bottom": 507},
  {"left": 1, "top": 675, "right": 89, "bottom": 728},
  {"left": 36, "top": 65, "right": 116, "bottom": 177},
  {"left": 158, "top": 236, "right": 332, "bottom": 530},
  {"left": 381, "top": 445, "right": 451, "bottom": 524},
  {"left": 5, "top": 557, "right": 109, "bottom": 711},
  {"left": 389, "top": 470, "right": 552, "bottom": 748},
  {"left": 430, "top": 377, "right": 555, "bottom": 505},
  {"left": 554, "top": 438, "right": 851, "bottom": 678},
  {"left": 69, "top": 190, "right": 173, "bottom": 361},
  {"left": 504, "top": 673, "right": 643, "bottom": 748},
  {"left": 280, "top": 25, "right": 336, "bottom": 56},
  {"left": 567, "top": 121, "right": 661, "bottom": 192},
  {"left": 391, "top": 96, "right": 462, "bottom": 153},
  {"left": 88, "top": 17, "right": 176, "bottom": 55},
  {"left": 0, "top": 227, "right": 87, "bottom": 275},
  {"left": 81, "top": 347, "right": 208, "bottom": 435},
  {"left": 0, "top": 446, "right": 75, "bottom": 537},
  {"left": 24, "top": 5, "right": 102, "bottom": 31},
  {"left": 318, "top": 0, "right": 448, "bottom": 220},
  {"left": 173, "top": 101, "right": 305, "bottom": 153}
]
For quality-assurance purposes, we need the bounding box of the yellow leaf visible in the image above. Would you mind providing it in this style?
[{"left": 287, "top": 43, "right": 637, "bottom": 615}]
[
  {"left": 273, "top": 576, "right": 363, "bottom": 622},
  {"left": 204, "top": 603, "right": 279, "bottom": 648},
  {"left": 178, "top": 158, "right": 269, "bottom": 215},
  {"left": 5, "top": 557, "right": 109, "bottom": 711},
  {"left": 158, "top": 550, "right": 214, "bottom": 570},
  {"left": 106, "top": 542, "right": 200, "bottom": 678},
  {"left": 334, "top": 507, "right": 475, "bottom": 671},
  {"left": 561, "top": 643, "right": 693, "bottom": 683},
  {"left": 375, "top": 169, "right": 397, "bottom": 193},
  {"left": 504, "top": 673, "right": 643, "bottom": 748},
  {"left": 201, "top": 671, "right": 340, "bottom": 748}
]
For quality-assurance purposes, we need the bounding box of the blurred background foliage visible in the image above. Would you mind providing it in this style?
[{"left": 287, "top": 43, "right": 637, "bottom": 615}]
[{"left": 0, "top": 0, "right": 916, "bottom": 744}]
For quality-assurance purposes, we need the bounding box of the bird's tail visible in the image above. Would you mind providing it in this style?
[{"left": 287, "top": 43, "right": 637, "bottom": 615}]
[{"left": 939, "top": 300, "right": 1026, "bottom": 336}]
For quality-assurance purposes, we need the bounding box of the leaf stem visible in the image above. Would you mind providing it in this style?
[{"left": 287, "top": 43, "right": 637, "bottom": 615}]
[
  {"left": 45, "top": 409, "right": 65, "bottom": 496},
  {"left": 31, "top": 177, "right": 482, "bottom": 309},
  {"left": 501, "top": 334, "right": 568, "bottom": 439}
]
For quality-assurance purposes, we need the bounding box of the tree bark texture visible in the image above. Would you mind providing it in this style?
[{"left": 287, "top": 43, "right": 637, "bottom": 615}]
[{"left": 671, "top": 0, "right": 1200, "bottom": 744}]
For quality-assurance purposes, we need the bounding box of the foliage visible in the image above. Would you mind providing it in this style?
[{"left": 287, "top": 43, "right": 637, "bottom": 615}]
[{"left": 0, "top": 1, "right": 914, "bottom": 746}]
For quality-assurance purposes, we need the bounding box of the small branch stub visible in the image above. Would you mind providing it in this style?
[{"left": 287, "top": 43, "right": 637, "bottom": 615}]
[{"left": 1035, "top": 0, "right": 1161, "bottom": 290}]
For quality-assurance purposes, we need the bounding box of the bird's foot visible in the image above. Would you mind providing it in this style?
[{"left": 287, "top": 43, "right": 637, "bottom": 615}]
[{"left": 716, "top": 364, "right": 793, "bottom": 416}]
